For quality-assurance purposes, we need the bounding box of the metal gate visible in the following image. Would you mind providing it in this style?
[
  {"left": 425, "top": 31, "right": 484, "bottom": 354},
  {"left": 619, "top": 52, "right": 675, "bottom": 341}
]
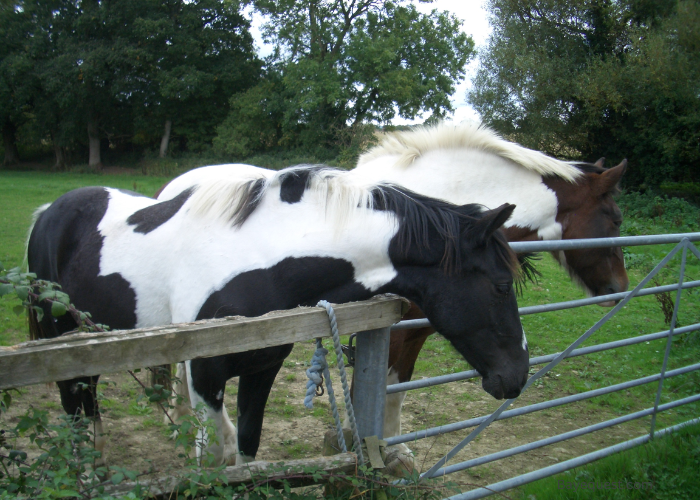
[{"left": 351, "top": 232, "right": 700, "bottom": 499}]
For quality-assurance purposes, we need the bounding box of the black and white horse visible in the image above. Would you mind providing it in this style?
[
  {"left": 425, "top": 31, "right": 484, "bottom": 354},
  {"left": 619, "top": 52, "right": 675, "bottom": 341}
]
[{"left": 27, "top": 166, "right": 529, "bottom": 465}]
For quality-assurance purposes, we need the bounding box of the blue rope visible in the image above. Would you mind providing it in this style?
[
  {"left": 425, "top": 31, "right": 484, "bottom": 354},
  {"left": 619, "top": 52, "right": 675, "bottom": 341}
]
[{"left": 304, "top": 300, "right": 364, "bottom": 464}]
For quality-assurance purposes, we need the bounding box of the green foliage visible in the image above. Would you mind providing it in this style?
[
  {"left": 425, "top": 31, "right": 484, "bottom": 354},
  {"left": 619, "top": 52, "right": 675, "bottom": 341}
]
[
  {"left": 214, "top": 0, "right": 474, "bottom": 158},
  {"left": 0, "top": 0, "right": 260, "bottom": 168},
  {"left": 617, "top": 191, "right": 700, "bottom": 235},
  {"left": 470, "top": 0, "right": 700, "bottom": 187}
]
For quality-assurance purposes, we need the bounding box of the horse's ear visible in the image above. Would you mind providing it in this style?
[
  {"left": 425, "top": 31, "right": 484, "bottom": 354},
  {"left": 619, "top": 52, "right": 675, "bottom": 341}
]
[
  {"left": 594, "top": 157, "right": 605, "bottom": 168},
  {"left": 596, "top": 159, "right": 627, "bottom": 195},
  {"left": 472, "top": 203, "right": 516, "bottom": 244}
]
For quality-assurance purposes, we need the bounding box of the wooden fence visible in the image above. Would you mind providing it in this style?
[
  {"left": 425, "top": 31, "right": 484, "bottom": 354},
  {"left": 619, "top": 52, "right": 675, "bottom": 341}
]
[{"left": 0, "top": 294, "right": 407, "bottom": 390}]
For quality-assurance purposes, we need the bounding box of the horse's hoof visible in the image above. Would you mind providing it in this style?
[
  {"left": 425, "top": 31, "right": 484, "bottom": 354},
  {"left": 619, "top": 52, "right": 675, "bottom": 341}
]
[{"left": 383, "top": 445, "right": 415, "bottom": 477}]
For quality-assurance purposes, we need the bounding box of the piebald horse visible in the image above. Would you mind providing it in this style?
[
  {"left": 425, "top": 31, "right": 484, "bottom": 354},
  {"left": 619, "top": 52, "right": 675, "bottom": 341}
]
[
  {"left": 156, "top": 122, "right": 628, "bottom": 471},
  {"left": 27, "top": 165, "right": 529, "bottom": 465}
]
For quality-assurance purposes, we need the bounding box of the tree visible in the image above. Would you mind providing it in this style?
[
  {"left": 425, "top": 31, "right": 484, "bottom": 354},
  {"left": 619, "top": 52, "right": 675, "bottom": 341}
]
[
  {"left": 0, "top": 1, "right": 35, "bottom": 166},
  {"left": 216, "top": 0, "right": 474, "bottom": 156},
  {"left": 2, "top": 0, "right": 259, "bottom": 168},
  {"left": 469, "top": 0, "right": 699, "bottom": 186},
  {"left": 129, "top": 0, "right": 261, "bottom": 157}
]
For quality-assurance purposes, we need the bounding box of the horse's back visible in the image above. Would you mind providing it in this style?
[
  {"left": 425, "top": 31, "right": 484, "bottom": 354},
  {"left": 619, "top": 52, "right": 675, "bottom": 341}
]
[{"left": 157, "top": 163, "right": 272, "bottom": 201}]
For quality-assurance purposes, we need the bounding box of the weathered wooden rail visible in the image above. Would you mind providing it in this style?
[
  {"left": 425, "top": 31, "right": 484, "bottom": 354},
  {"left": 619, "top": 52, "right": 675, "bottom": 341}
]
[
  {"left": 0, "top": 295, "right": 408, "bottom": 390},
  {"left": 101, "top": 453, "right": 358, "bottom": 498}
]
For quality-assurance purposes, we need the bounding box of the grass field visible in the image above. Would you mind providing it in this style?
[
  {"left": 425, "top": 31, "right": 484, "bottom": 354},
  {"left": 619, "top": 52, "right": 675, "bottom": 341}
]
[
  {"left": 517, "top": 422, "right": 700, "bottom": 500},
  {"left": 1, "top": 170, "right": 699, "bottom": 497}
]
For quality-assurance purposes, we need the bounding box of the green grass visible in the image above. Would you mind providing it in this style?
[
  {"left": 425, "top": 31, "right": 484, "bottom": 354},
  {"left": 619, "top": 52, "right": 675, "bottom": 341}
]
[{"left": 517, "top": 423, "right": 700, "bottom": 499}]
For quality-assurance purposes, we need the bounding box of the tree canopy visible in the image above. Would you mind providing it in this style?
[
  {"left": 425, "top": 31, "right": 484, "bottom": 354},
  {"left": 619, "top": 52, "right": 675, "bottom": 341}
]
[
  {"left": 214, "top": 0, "right": 474, "bottom": 159},
  {"left": 1, "top": 0, "right": 475, "bottom": 167},
  {"left": 1, "top": 0, "right": 260, "bottom": 168},
  {"left": 469, "top": 0, "right": 700, "bottom": 186}
]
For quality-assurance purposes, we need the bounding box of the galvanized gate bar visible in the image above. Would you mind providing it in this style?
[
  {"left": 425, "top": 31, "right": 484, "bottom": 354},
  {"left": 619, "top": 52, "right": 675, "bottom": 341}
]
[
  {"left": 435, "top": 393, "right": 700, "bottom": 476},
  {"left": 352, "top": 326, "right": 392, "bottom": 440},
  {"left": 446, "top": 417, "right": 700, "bottom": 500},
  {"left": 385, "top": 323, "right": 700, "bottom": 395},
  {"left": 518, "top": 279, "right": 700, "bottom": 315},
  {"left": 386, "top": 362, "right": 700, "bottom": 446},
  {"left": 420, "top": 241, "right": 687, "bottom": 478},
  {"left": 509, "top": 232, "right": 700, "bottom": 253},
  {"left": 390, "top": 280, "right": 700, "bottom": 331},
  {"left": 651, "top": 241, "right": 689, "bottom": 437}
]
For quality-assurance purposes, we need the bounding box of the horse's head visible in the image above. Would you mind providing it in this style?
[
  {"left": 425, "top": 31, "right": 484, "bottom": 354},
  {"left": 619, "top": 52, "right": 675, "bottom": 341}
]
[
  {"left": 545, "top": 159, "right": 629, "bottom": 305},
  {"left": 388, "top": 202, "right": 529, "bottom": 400}
]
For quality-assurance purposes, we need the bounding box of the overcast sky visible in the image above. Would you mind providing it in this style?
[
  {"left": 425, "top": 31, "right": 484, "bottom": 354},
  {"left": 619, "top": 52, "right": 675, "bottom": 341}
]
[{"left": 248, "top": 0, "right": 492, "bottom": 125}]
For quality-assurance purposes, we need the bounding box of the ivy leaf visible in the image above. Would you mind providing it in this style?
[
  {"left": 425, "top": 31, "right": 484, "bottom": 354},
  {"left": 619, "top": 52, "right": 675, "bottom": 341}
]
[
  {"left": 0, "top": 283, "right": 14, "bottom": 297},
  {"left": 13, "top": 305, "right": 25, "bottom": 316},
  {"left": 9, "top": 450, "right": 27, "bottom": 461},
  {"left": 38, "top": 291, "right": 58, "bottom": 302},
  {"left": 15, "top": 286, "right": 30, "bottom": 301},
  {"left": 51, "top": 301, "right": 67, "bottom": 317},
  {"left": 54, "top": 291, "right": 71, "bottom": 305},
  {"left": 111, "top": 472, "right": 125, "bottom": 484},
  {"left": 33, "top": 306, "right": 44, "bottom": 322},
  {"left": 2, "top": 391, "right": 12, "bottom": 410}
]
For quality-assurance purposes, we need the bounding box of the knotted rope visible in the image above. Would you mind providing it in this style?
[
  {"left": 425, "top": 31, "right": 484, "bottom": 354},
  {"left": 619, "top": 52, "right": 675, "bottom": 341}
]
[{"left": 304, "top": 300, "right": 364, "bottom": 464}]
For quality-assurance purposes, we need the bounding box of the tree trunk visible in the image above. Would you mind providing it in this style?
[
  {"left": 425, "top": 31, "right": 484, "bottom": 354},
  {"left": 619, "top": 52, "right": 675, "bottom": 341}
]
[
  {"left": 159, "top": 119, "right": 172, "bottom": 158},
  {"left": 53, "top": 144, "right": 66, "bottom": 171},
  {"left": 87, "top": 119, "right": 102, "bottom": 169},
  {"left": 2, "top": 120, "right": 21, "bottom": 166}
]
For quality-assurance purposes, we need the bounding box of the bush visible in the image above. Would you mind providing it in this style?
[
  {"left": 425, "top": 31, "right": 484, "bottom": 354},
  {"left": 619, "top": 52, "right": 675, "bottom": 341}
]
[{"left": 618, "top": 191, "right": 700, "bottom": 235}]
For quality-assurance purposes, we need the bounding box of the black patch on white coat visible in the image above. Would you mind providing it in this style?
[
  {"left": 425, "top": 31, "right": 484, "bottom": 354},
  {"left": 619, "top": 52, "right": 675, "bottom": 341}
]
[
  {"left": 190, "top": 255, "right": 376, "bottom": 457},
  {"left": 190, "top": 257, "right": 371, "bottom": 402},
  {"left": 279, "top": 168, "right": 313, "bottom": 203},
  {"left": 28, "top": 187, "right": 138, "bottom": 334},
  {"left": 232, "top": 178, "right": 267, "bottom": 226},
  {"left": 127, "top": 188, "right": 193, "bottom": 234}
]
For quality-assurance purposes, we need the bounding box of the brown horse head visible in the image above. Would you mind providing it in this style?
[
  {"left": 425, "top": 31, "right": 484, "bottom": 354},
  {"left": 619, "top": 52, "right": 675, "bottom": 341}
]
[{"left": 543, "top": 159, "right": 629, "bottom": 305}]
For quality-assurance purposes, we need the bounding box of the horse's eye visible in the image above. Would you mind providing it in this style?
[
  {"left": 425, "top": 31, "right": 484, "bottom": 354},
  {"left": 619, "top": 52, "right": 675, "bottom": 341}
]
[
  {"left": 613, "top": 220, "right": 622, "bottom": 228},
  {"left": 495, "top": 283, "right": 511, "bottom": 295}
]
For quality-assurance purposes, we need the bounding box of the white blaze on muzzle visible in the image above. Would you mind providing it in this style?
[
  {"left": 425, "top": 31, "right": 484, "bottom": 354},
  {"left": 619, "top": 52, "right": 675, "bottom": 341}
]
[{"left": 522, "top": 330, "right": 528, "bottom": 351}]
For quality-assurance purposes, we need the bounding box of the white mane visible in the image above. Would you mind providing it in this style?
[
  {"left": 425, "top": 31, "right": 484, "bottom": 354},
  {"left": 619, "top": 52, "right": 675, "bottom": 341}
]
[
  {"left": 187, "top": 166, "right": 380, "bottom": 228},
  {"left": 358, "top": 122, "right": 582, "bottom": 182}
]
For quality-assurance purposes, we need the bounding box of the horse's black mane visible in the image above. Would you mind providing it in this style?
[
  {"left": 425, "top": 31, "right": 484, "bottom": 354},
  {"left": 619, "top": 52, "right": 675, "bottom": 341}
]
[{"left": 371, "top": 184, "right": 523, "bottom": 279}]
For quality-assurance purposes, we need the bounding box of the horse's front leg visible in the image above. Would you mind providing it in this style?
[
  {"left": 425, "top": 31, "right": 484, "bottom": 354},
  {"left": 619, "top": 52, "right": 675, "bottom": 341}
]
[
  {"left": 57, "top": 375, "right": 106, "bottom": 467},
  {"left": 236, "top": 360, "right": 286, "bottom": 464},
  {"left": 185, "top": 360, "right": 238, "bottom": 466},
  {"left": 383, "top": 326, "right": 434, "bottom": 475}
]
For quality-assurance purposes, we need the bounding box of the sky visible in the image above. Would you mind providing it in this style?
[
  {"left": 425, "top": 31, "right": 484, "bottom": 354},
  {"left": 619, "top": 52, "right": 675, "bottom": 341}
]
[{"left": 247, "top": 0, "right": 493, "bottom": 125}]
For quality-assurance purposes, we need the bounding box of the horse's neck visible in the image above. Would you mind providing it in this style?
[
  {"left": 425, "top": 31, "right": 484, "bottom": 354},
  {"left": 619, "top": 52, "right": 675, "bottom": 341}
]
[{"left": 354, "top": 148, "right": 564, "bottom": 241}]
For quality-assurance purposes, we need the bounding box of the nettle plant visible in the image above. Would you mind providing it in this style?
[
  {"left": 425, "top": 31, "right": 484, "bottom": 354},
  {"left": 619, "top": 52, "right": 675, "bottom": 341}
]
[{"left": 0, "top": 263, "right": 456, "bottom": 499}]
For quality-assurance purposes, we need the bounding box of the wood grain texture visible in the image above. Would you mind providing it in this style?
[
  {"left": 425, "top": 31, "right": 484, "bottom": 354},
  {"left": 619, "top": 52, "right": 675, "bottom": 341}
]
[
  {"left": 0, "top": 295, "right": 408, "bottom": 389},
  {"left": 100, "top": 453, "right": 358, "bottom": 498}
]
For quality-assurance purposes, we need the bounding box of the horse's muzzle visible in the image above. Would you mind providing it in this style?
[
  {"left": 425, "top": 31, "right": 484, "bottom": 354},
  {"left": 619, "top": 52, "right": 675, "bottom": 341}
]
[{"left": 482, "top": 374, "right": 523, "bottom": 400}]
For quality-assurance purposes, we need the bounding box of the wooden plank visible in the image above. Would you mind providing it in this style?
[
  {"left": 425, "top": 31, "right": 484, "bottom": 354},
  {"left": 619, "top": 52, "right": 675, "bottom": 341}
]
[
  {"left": 0, "top": 295, "right": 408, "bottom": 389},
  {"left": 100, "top": 453, "right": 358, "bottom": 498}
]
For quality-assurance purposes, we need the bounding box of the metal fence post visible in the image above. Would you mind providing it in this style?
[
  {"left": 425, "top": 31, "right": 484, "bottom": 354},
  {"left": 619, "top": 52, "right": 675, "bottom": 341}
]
[{"left": 353, "top": 326, "right": 391, "bottom": 440}]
